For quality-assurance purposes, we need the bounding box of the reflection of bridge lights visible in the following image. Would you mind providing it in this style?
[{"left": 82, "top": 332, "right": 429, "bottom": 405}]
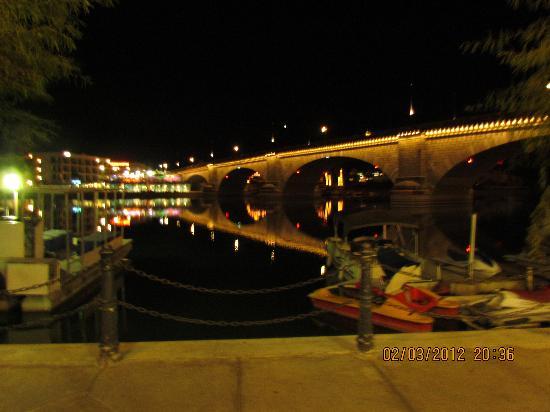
[
  {"left": 210, "top": 231, "right": 215, "bottom": 242},
  {"left": 270, "top": 249, "right": 275, "bottom": 262},
  {"left": 176, "top": 220, "right": 180, "bottom": 227},
  {"left": 164, "top": 217, "right": 168, "bottom": 225},
  {"left": 234, "top": 238, "right": 239, "bottom": 252},
  {"left": 320, "top": 265, "right": 326, "bottom": 276},
  {"left": 246, "top": 204, "right": 267, "bottom": 221},
  {"left": 190, "top": 223, "right": 195, "bottom": 236},
  {"left": 317, "top": 201, "right": 332, "bottom": 223},
  {"left": 467, "top": 157, "right": 474, "bottom": 165},
  {"left": 337, "top": 199, "right": 344, "bottom": 212}
]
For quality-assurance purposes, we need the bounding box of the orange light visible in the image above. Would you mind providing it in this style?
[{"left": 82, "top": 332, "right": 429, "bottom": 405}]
[{"left": 296, "top": 222, "right": 300, "bottom": 229}]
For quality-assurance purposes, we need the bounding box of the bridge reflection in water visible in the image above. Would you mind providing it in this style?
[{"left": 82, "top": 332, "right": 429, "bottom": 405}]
[{"left": 103, "top": 195, "right": 517, "bottom": 263}]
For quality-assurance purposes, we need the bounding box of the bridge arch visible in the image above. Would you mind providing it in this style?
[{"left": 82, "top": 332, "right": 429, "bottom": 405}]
[
  {"left": 186, "top": 174, "right": 209, "bottom": 191},
  {"left": 283, "top": 156, "right": 393, "bottom": 196},
  {"left": 218, "top": 167, "right": 266, "bottom": 196},
  {"left": 433, "top": 140, "right": 532, "bottom": 194}
]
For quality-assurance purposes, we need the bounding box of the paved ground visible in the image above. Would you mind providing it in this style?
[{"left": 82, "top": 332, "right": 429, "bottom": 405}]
[{"left": 0, "top": 328, "right": 548, "bottom": 411}]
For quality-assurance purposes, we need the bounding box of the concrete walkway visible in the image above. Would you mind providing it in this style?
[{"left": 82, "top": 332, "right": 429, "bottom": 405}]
[{"left": 0, "top": 328, "right": 548, "bottom": 411}]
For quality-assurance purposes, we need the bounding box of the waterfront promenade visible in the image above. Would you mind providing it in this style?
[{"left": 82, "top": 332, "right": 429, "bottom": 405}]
[{"left": 0, "top": 328, "right": 548, "bottom": 411}]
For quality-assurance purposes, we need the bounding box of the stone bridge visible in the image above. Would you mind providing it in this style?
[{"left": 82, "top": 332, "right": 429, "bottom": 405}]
[{"left": 177, "top": 116, "right": 548, "bottom": 204}]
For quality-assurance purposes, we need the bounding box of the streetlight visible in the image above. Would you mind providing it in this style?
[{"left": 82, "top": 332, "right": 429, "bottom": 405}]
[
  {"left": 233, "top": 145, "right": 239, "bottom": 152},
  {"left": 320, "top": 125, "right": 328, "bottom": 134},
  {"left": 189, "top": 156, "right": 195, "bottom": 163},
  {"left": 3, "top": 172, "right": 22, "bottom": 218}
]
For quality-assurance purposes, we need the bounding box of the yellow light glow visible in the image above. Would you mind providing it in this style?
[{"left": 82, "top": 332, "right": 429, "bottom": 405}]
[
  {"left": 36, "top": 158, "right": 42, "bottom": 164},
  {"left": 95, "top": 158, "right": 100, "bottom": 163},
  {"left": 99, "top": 165, "right": 105, "bottom": 171},
  {"left": 233, "top": 145, "right": 239, "bottom": 152},
  {"left": 63, "top": 151, "right": 71, "bottom": 158},
  {"left": 321, "top": 125, "right": 328, "bottom": 133},
  {"left": 37, "top": 175, "right": 42, "bottom": 181},
  {"left": 3, "top": 173, "right": 21, "bottom": 191},
  {"left": 546, "top": 82, "right": 550, "bottom": 90},
  {"left": 189, "top": 157, "right": 195, "bottom": 163},
  {"left": 28, "top": 153, "right": 33, "bottom": 159}
]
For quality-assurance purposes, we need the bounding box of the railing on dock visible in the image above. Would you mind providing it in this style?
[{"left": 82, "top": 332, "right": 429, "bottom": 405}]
[{"left": 0, "top": 242, "right": 379, "bottom": 361}]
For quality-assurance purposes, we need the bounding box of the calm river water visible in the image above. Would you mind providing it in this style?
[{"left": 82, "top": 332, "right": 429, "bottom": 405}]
[{"left": 1, "top": 193, "right": 537, "bottom": 343}]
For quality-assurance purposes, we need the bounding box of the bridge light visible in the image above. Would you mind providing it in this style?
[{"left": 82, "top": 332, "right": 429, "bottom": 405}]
[
  {"left": 283, "top": 124, "right": 287, "bottom": 129},
  {"left": 321, "top": 125, "right": 328, "bottom": 134},
  {"left": 296, "top": 170, "right": 301, "bottom": 174},
  {"left": 271, "top": 135, "right": 275, "bottom": 143},
  {"left": 189, "top": 157, "right": 194, "bottom": 163},
  {"left": 210, "top": 151, "right": 214, "bottom": 158},
  {"left": 365, "top": 130, "right": 372, "bottom": 137},
  {"left": 233, "top": 145, "right": 239, "bottom": 152},
  {"left": 467, "top": 157, "right": 474, "bottom": 165},
  {"left": 176, "top": 162, "right": 180, "bottom": 167}
]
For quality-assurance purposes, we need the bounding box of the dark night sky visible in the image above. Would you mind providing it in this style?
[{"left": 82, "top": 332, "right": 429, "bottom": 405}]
[{"left": 38, "top": 0, "right": 525, "bottom": 165}]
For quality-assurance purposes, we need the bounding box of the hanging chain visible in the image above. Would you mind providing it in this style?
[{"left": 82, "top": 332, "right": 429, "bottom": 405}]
[
  {"left": 0, "top": 298, "right": 100, "bottom": 331},
  {"left": 117, "top": 300, "right": 326, "bottom": 326},
  {"left": 118, "top": 261, "right": 325, "bottom": 294},
  {"left": 1, "top": 276, "right": 62, "bottom": 296}
]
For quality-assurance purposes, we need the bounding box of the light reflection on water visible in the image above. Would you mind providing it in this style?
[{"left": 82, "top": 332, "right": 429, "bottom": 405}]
[{"left": 1, "top": 194, "right": 535, "bottom": 344}]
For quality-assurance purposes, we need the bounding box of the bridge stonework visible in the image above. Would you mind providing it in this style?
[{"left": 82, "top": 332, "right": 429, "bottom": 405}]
[{"left": 177, "top": 117, "right": 547, "bottom": 203}]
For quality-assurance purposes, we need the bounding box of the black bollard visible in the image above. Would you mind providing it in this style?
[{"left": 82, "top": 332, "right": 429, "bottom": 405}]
[
  {"left": 99, "top": 247, "right": 120, "bottom": 360},
  {"left": 354, "top": 247, "right": 376, "bottom": 352}
]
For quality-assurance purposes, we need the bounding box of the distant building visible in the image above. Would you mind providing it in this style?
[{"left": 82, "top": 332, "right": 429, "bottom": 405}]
[
  {"left": 26, "top": 151, "right": 113, "bottom": 185},
  {"left": 26, "top": 151, "right": 153, "bottom": 185}
]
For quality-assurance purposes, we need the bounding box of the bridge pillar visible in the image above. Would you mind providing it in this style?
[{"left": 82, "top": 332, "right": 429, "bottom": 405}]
[
  {"left": 390, "top": 135, "right": 471, "bottom": 207},
  {"left": 264, "top": 156, "right": 284, "bottom": 194}
]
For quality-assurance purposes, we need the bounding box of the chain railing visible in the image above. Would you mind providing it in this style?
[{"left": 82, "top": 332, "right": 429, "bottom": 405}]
[
  {"left": 118, "top": 260, "right": 325, "bottom": 295},
  {"left": 0, "top": 275, "right": 62, "bottom": 296},
  {"left": 0, "top": 298, "right": 100, "bottom": 332},
  {"left": 117, "top": 300, "right": 326, "bottom": 327},
  {"left": 0, "top": 247, "right": 378, "bottom": 360}
]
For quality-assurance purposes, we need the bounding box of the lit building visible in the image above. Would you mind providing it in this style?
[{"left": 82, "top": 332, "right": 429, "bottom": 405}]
[{"left": 27, "top": 151, "right": 112, "bottom": 185}]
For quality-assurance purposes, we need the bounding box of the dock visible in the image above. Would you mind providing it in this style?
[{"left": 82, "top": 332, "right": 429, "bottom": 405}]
[{"left": 0, "top": 328, "right": 548, "bottom": 411}]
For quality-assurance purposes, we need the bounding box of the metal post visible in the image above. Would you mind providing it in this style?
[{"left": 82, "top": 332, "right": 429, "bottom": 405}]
[
  {"left": 354, "top": 247, "right": 375, "bottom": 352},
  {"left": 526, "top": 266, "right": 534, "bottom": 291},
  {"left": 120, "top": 190, "right": 125, "bottom": 238},
  {"left": 468, "top": 213, "right": 477, "bottom": 280},
  {"left": 64, "top": 192, "right": 71, "bottom": 273},
  {"left": 99, "top": 247, "right": 120, "bottom": 360}
]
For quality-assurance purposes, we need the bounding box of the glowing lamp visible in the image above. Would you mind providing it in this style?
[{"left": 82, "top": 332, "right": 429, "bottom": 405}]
[
  {"left": 321, "top": 125, "right": 328, "bottom": 134},
  {"left": 189, "top": 157, "right": 195, "bottom": 163},
  {"left": 63, "top": 151, "right": 71, "bottom": 158},
  {"left": 233, "top": 145, "right": 239, "bottom": 152},
  {"left": 3, "top": 173, "right": 21, "bottom": 191}
]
